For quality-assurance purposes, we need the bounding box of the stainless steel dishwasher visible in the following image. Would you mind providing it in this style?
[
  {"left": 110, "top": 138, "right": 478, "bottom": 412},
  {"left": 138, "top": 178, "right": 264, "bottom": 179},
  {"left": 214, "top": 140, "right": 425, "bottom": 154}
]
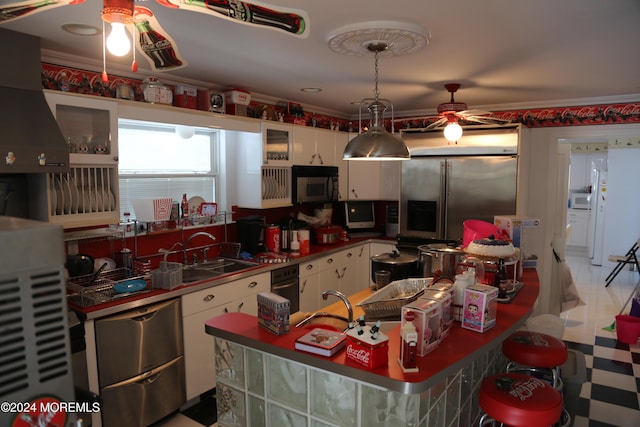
[{"left": 95, "top": 298, "right": 185, "bottom": 427}]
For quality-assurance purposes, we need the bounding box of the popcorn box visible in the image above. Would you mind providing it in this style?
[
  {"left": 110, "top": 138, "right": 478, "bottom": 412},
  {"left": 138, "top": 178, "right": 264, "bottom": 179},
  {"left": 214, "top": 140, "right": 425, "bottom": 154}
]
[
  {"left": 462, "top": 284, "right": 498, "bottom": 333},
  {"left": 420, "top": 289, "right": 452, "bottom": 339},
  {"left": 173, "top": 85, "right": 198, "bottom": 109},
  {"left": 257, "top": 292, "right": 290, "bottom": 335},
  {"left": 131, "top": 198, "right": 173, "bottom": 221},
  {"left": 401, "top": 299, "right": 442, "bottom": 356},
  {"left": 345, "top": 325, "right": 389, "bottom": 369}
]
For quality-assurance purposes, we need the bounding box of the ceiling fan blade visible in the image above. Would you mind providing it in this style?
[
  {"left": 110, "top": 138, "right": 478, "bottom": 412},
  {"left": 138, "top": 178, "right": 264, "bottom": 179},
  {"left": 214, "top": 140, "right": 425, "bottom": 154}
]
[
  {"left": 424, "top": 117, "right": 449, "bottom": 130},
  {"left": 0, "top": 0, "right": 80, "bottom": 23},
  {"left": 463, "top": 116, "right": 512, "bottom": 125},
  {"left": 156, "top": 0, "right": 309, "bottom": 37},
  {"left": 458, "top": 109, "right": 494, "bottom": 117},
  {"left": 134, "top": 6, "right": 187, "bottom": 71}
]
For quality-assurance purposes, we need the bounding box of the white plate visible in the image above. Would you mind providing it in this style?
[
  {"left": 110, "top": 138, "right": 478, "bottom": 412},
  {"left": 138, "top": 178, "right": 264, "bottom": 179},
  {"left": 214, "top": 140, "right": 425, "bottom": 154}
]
[
  {"left": 55, "top": 176, "right": 64, "bottom": 215},
  {"left": 62, "top": 176, "right": 72, "bottom": 214},
  {"left": 188, "top": 196, "right": 205, "bottom": 215},
  {"left": 50, "top": 178, "right": 57, "bottom": 215},
  {"left": 93, "top": 189, "right": 103, "bottom": 212},
  {"left": 68, "top": 176, "right": 79, "bottom": 214},
  {"left": 109, "top": 190, "right": 116, "bottom": 211},
  {"left": 94, "top": 257, "right": 116, "bottom": 272}
]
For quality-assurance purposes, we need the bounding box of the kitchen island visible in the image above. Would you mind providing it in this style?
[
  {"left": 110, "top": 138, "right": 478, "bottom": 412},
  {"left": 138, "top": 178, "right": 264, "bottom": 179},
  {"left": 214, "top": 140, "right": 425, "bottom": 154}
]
[{"left": 205, "top": 269, "right": 539, "bottom": 426}]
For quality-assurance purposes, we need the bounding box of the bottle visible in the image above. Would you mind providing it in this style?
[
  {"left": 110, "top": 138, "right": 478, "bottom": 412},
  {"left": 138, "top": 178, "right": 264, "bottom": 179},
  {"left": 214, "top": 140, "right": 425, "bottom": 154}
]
[
  {"left": 290, "top": 230, "right": 300, "bottom": 255},
  {"left": 181, "top": 193, "right": 189, "bottom": 218},
  {"left": 400, "top": 316, "right": 418, "bottom": 370},
  {"left": 135, "top": 19, "right": 183, "bottom": 70},
  {"left": 494, "top": 258, "right": 509, "bottom": 298},
  {"left": 184, "top": 0, "right": 306, "bottom": 35}
]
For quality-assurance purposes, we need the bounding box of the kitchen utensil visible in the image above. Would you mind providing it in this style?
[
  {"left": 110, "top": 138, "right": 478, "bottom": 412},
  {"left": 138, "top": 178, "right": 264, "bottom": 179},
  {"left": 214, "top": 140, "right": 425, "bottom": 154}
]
[
  {"left": 370, "top": 250, "right": 419, "bottom": 282},
  {"left": 373, "top": 270, "right": 391, "bottom": 291},
  {"left": 66, "top": 254, "right": 95, "bottom": 277},
  {"left": 94, "top": 257, "right": 116, "bottom": 272},
  {"left": 90, "top": 262, "right": 108, "bottom": 285},
  {"left": 418, "top": 244, "right": 467, "bottom": 279},
  {"left": 314, "top": 225, "right": 342, "bottom": 245},
  {"left": 113, "top": 279, "right": 147, "bottom": 294}
]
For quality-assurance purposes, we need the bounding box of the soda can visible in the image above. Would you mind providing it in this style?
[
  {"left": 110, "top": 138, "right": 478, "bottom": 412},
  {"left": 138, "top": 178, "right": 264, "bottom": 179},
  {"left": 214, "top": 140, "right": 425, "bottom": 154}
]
[{"left": 265, "top": 224, "right": 281, "bottom": 253}]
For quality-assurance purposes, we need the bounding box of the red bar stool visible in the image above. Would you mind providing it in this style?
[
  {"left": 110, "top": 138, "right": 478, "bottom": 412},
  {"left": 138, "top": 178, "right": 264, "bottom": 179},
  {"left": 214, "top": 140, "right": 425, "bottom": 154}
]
[
  {"left": 502, "top": 331, "right": 568, "bottom": 390},
  {"left": 479, "top": 373, "right": 564, "bottom": 426}
]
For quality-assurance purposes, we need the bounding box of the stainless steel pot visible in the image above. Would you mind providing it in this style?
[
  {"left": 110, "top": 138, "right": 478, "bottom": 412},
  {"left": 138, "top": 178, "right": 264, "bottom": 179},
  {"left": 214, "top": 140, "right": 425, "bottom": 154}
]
[
  {"left": 314, "top": 225, "right": 342, "bottom": 245},
  {"left": 418, "top": 244, "right": 467, "bottom": 279},
  {"left": 370, "top": 250, "right": 419, "bottom": 282}
]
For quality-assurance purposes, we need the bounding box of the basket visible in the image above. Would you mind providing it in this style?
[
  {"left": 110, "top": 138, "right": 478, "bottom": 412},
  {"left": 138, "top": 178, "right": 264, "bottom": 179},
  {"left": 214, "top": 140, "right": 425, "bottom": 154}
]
[
  {"left": 151, "top": 262, "right": 183, "bottom": 290},
  {"left": 357, "top": 278, "right": 433, "bottom": 319},
  {"left": 67, "top": 268, "right": 150, "bottom": 307}
]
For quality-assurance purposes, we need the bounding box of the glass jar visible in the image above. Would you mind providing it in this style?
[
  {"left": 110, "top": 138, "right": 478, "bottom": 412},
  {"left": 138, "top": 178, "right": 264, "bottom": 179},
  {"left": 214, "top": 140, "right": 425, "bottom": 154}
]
[{"left": 141, "top": 77, "right": 173, "bottom": 105}]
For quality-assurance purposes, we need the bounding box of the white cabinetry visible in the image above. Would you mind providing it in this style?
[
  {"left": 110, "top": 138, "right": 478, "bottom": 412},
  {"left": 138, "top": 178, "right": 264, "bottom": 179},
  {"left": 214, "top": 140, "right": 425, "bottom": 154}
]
[
  {"left": 567, "top": 210, "right": 590, "bottom": 248},
  {"left": 292, "top": 126, "right": 340, "bottom": 166},
  {"left": 261, "top": 121, "right": 293, "bottom": 166},
  {"left": 336, "top": 132, "right": 349, "bottom": 201},
  {"left": 181, "top": 272, "right": 269, "bottom": 399},
  {"left": 346, "top": 134, "right": 401, "bottom": 201},
  {"left": 234, "top": 128, "right": 292, "bottom": 209},
  {"left": 43, "top": 91, "right": 119, "bottom": 228}
]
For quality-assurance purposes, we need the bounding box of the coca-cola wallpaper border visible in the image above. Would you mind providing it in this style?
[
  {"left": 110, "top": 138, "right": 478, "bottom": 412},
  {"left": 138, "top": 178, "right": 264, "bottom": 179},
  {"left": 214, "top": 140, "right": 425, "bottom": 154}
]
[{"left": 41, "top": 63, "right": 640, "bottom": 131}]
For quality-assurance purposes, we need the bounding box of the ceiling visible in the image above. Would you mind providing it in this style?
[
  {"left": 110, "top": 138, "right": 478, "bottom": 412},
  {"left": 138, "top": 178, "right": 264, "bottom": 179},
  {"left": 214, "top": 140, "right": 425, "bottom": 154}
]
[{"left": 2, "top": 0, "right": 640, "bottom": 118}]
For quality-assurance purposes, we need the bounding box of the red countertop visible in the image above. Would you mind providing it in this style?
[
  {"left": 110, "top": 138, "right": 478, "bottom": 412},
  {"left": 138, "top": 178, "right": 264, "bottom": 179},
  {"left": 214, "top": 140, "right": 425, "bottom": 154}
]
[{"left": 205, "top": 269, "right": 539, "bottom": 394}]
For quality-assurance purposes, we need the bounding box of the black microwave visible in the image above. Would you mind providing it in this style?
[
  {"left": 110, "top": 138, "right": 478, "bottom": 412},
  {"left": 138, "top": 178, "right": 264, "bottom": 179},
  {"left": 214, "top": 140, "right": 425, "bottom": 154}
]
[{"left": 291, "top": 165, "right": 339, "bottom": 204}]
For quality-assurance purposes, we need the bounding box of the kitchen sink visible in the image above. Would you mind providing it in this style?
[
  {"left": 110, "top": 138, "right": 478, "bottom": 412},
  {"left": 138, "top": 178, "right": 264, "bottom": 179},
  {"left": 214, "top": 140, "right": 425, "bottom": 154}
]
[
  {"left": 295, "top": 312, "right": 352, "bottom": 332},
  {"left": 181, "top": 258, "right": 259, "bottom": 283}
]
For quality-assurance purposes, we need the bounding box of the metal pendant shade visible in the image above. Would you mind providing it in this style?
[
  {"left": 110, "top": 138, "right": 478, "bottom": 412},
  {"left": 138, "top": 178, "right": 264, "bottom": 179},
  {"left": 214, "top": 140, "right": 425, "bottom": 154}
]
[{"left": 342, "top": 42, "right": 410, "bottom": 160}]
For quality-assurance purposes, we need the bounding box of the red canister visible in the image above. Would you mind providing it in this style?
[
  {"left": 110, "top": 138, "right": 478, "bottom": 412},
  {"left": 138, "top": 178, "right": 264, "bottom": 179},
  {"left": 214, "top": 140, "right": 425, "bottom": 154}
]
[{"left": 265, "top": 224, "right": 281, "bottom": 253}]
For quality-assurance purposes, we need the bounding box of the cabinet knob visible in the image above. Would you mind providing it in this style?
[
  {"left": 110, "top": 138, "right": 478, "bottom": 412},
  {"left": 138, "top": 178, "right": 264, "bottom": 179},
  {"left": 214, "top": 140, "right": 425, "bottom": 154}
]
[
  {"left": 248, "top": 281, "right": 258, "bottom": 288},
  {"left": 327, "top": 258, "right": 334, "bottom": 264},
  {"left": 203, "top": 294, "right": 215, "bottom": 302},
  {"left": 306, "top": 264, "right": 313, "bottom": 271}
]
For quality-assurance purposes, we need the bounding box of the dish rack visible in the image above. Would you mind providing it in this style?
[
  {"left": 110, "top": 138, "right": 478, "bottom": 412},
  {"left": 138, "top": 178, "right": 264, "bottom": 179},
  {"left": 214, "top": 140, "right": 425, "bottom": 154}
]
[
  {"left": 67, "top": 267, "right": 150, "bottom": 307},
  {"left": 357, "top": 278, "right": 435, "bottom": 319}
]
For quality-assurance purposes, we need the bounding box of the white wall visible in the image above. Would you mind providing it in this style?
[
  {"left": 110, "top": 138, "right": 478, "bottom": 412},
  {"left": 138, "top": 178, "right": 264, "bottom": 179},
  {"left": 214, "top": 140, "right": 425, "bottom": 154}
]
[{"left": 521, "top": 123, "right": 640, "bottom": 316}]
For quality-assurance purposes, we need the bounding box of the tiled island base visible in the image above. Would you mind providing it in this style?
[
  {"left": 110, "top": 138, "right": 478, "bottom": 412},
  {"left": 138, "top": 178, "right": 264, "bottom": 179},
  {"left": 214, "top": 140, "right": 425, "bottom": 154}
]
[{"left": 213, "top": 336, "right": 509, "bottom": 427}]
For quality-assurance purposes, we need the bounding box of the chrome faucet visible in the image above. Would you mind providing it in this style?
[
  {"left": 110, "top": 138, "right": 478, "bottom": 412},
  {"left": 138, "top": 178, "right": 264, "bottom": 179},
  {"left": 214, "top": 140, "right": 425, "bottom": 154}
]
[
  {"left": 322, "top": 290, "right": 353, "bottom": 324},
  {"left": 183, "top": 232, "right": 217, "bottom": 264},
  {"left": 158, "top": 242, "right": 184, "bottom": 264}
]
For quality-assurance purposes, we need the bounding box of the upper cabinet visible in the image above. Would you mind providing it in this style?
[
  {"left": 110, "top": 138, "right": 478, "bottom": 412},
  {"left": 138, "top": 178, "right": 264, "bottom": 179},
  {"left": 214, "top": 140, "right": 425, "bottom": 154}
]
[
  {"left": 262, "top": 122, "right": 293, "bottom": 166},
  {"left": 42, "top": 91, "right": 120, "bottom": 228},
  {"left": 45, "top": 91, "right": 118, "bottom": 166},
  {"left": 345, "top": 133, "right": 401, "bottom": 201},
  {"left": 292, "top": 126, "right": 340, "bottom": 166}
]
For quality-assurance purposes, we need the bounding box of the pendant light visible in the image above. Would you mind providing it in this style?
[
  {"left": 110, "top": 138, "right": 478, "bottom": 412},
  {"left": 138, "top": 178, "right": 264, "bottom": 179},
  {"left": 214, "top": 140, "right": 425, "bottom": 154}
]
[
  {"left": 100, "top": 0, "right": 137, "bottom": 82},
  {"left": 342, "top": 42, "right": 410, "bottom": 160}
]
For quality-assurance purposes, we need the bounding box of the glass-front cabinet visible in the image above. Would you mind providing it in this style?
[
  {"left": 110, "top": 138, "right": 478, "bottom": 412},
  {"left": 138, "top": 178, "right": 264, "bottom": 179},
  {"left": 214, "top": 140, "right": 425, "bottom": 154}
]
[
  {"left": 261, "top": 121, "right": 292, "bottom": 166},
  {"left": 43, "top": 91, "right": 120, "bottom": 228}
]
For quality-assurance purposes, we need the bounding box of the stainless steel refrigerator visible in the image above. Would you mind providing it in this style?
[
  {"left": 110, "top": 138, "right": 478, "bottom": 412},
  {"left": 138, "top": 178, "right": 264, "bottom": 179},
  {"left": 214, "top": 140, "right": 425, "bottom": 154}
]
[{"left": 399, "top": 127, "right": 519, "bottom": 242}]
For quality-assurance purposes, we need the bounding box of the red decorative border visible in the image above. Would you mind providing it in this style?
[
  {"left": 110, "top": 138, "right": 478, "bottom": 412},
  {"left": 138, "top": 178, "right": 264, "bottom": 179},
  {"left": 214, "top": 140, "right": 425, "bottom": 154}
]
[{"left": 42, "top": 63, "right": 640, "bottom": 131}]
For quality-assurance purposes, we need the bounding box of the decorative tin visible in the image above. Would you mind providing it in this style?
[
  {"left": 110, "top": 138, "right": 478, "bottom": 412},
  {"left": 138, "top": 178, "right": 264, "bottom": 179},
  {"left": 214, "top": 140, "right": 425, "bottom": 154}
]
[{"left": 257, "top": 292, "right": 290, "bottom": 335}]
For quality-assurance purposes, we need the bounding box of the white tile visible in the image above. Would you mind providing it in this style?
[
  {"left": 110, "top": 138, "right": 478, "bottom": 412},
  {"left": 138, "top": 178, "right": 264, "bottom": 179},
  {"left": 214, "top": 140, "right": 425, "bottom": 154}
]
[
  {"left": 590, "top": 368, "right": 638, "bottom": 393},
  {"left": 587, "top": 400, "right": 640, "bottom": 427},
  {"left": 593, "top": 345, "right": 634, "bottom": 364}
]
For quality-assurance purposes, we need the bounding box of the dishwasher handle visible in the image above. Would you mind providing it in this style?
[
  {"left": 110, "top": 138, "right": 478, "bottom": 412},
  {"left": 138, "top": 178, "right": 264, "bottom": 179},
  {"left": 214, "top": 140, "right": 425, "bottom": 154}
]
[{"left": 271, "top": 281, "right": 297, "bottom": 291}]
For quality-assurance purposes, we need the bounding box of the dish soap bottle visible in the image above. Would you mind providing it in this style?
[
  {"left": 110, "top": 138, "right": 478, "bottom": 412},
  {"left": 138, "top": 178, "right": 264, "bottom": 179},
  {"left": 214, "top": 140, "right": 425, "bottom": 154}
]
[{"left": 399, "top": 313, "right": 418, "bottom": 372}]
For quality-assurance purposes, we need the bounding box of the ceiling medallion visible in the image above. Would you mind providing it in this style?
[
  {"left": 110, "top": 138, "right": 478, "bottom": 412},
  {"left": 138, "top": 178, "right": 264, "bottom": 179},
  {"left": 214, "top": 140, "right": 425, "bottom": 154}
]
[{"left": 327, "top": 21, "right": 430, "bottom": 56}]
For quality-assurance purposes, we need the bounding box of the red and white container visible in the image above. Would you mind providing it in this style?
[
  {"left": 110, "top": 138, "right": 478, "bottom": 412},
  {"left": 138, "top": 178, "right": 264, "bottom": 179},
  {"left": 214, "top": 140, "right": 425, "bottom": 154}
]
[
  {"left": 345, "top": 326, "right": 389, "bottom": 369},
  {"left": 173, "top": 85, "right": 197, "bottom": 109},
  {"left": 265, "top": 224, "right": 281, "bottom": 253},
  {"left": 224, "top": 88, "right": 251, "bottom": 116}
]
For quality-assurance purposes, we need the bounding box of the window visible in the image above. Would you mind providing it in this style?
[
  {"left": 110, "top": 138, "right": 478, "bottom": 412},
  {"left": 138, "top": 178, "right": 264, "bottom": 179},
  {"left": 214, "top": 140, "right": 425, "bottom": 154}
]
[{"left": 118, "top": 119, "right": 219, "bottom": 221}]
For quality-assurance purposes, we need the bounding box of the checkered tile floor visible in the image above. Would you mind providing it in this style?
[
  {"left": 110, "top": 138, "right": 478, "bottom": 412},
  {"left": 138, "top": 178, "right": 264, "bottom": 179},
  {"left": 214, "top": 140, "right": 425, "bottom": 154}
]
[{"left": 562, "top": 250, "right": 640, "bottom": 427}]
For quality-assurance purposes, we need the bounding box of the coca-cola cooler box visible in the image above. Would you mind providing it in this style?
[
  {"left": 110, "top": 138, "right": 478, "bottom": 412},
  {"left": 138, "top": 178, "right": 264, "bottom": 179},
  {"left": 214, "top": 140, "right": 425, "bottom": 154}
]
[
  {"left": 224, "top": 89, "right": 251, "bottom": 116},
  {"left": 345, "top": 325, "right": 389, "bottom": 369},
  {"left": 197, "top": 89, "right": 225, "bottom": 113},
  {"left": 174, "top": 85, "right": 197, "bottom": 109}
]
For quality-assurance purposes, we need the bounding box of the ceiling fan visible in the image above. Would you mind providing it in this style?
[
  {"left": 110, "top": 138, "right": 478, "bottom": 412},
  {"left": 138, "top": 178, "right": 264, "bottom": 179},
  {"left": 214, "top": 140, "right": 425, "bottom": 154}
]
[
  {"left": 0, "top": 0, "right": 309, "bottom": 74},
  {"left": 402, "top": 83, "right": 511, "bottom": 142}
]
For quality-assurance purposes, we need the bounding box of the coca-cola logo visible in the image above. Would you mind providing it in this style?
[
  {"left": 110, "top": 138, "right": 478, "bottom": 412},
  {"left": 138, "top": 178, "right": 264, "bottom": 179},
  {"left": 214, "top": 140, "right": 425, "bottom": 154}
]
[
  {"left": 508, "top": 377, "right": 546, "bottom": 401},
  {"left": 346, "top": 344, "right": 370, "bottom": 364}
]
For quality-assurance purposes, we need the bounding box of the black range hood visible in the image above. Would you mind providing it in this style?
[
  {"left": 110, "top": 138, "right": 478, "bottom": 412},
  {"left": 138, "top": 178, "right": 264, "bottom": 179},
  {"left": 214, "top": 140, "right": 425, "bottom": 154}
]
[{"left": 0, "top": 28, "right": 69, "bottom": 174}]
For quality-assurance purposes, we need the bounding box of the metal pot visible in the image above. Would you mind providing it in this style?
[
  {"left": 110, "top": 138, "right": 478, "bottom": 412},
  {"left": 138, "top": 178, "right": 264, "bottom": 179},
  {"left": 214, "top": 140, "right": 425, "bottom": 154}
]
[
  {"left": 418, "top": 244, "right": 467, "bottom": 279},
  {"left": 370, "top": 250, "right": 419, "bottom": 282},
  {"left": 314, "top": 225, "right": 342, "bottom": 245}
]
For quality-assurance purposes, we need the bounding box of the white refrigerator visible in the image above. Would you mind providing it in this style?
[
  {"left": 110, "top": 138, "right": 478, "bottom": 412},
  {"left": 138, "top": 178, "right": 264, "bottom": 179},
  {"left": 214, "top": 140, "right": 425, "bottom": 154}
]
[{"left": 588, "top": 170, "right": 607, "bottom": 265}]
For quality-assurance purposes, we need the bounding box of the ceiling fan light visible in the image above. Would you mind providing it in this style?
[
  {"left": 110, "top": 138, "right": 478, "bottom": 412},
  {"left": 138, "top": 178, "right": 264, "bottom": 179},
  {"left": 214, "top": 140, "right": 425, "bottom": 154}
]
[
  {"left": 444, "top": 122, "right": 463, "bottom": 142},
  {"left": 106, "top": 22, "right": 130, "bottom": 56}
]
